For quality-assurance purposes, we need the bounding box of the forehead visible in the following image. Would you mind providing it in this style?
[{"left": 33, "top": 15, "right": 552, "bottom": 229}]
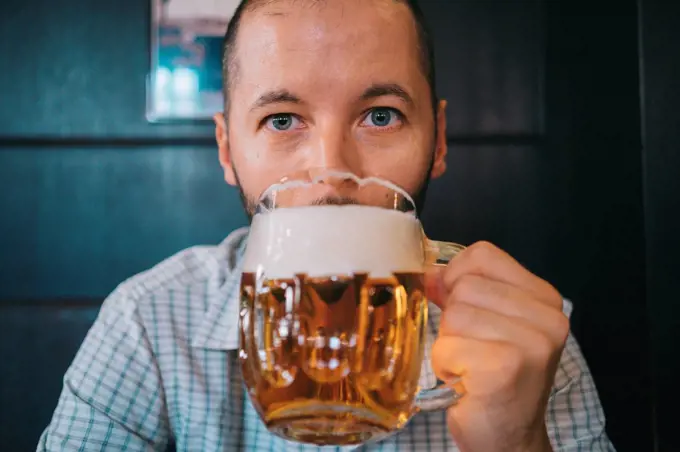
[{"left": 231, "top": 0, "right": 425, "bottom": 101}]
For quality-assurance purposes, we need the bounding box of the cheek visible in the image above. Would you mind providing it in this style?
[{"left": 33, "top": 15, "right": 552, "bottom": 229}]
[
  {"left": 356, "top": 120, "right": 434, "bottom": 190},
  {"left": 228, "top": 133, "right": 295, "bottom": 198},
  {"left": 361, "top": 142, "right": 433, "bottom": 194},
  {"left": 232, "top": 162, "right": 284, "bottom": 203}
]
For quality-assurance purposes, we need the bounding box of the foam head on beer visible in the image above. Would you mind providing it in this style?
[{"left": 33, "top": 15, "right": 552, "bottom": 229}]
[{"left": 243, "top": 205, "right": 426, "bottom": 279}]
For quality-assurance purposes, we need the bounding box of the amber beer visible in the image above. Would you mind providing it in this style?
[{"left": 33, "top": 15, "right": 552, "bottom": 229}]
[{"left": 239, "top": 205, "right": 429, "bottom": 445}]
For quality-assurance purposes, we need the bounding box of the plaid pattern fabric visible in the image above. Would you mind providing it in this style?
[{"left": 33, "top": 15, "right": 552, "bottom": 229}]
[{"left": 38, "top": 228, "right": 615, "bottom": 451}]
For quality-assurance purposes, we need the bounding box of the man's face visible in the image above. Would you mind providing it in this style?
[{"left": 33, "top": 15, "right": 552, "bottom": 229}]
[{"left": 215, "top": 0, "right": 448, "bottom": 216}]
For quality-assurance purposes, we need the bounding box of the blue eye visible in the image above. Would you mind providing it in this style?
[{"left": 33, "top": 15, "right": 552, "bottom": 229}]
[
  {"left": 265, "top": 114, "right": 300, "bottom": 131},
  {"left": 362, "top": 108, "right": 402, "bottom": 128}
]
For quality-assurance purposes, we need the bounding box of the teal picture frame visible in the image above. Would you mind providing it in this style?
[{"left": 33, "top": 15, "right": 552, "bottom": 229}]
[{"left": 147, "top": 0, "right": 239, "bottom": 122}]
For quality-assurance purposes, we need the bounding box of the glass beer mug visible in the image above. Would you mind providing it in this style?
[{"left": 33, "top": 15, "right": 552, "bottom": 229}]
[{"left": 239, "top": 170, "right": 465, "bottom": 446}]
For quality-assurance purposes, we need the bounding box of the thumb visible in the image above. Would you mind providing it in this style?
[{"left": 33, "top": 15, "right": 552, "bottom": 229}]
[{"left": 424, "top": 266, "right": 446, "bottom": 309}]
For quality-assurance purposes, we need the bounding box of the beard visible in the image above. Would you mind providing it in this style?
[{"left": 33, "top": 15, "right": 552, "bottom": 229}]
[{"left": 231, "top": 167, "right": 258, "bottom": 222}]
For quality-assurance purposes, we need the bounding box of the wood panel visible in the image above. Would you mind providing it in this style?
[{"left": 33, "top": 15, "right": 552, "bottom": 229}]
[
  {"left": 420, "top": 0, "right": 544, "bottom": 136},
  {"left": 639, "top": 0, "right": 680, "bottom": 449},
  {"left": 543, "top": 2, "right": 652, "bottom": 449},
  {"left": 0, "top": 146, "right": 247, "bottom": 300},
  {"left": 423, "top": 145, "right": 552, "bottom": 277}
]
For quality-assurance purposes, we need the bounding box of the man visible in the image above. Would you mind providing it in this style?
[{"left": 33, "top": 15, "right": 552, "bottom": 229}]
[{"left": 38, "top": 0, "right": 614, "bottom": 450}]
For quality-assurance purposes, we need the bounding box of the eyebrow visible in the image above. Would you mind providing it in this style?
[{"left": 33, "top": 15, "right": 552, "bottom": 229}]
[
  {"left": 251, "top": 89, "right": 302, "bottom": 111},
  {"left": 360, "top": 83, "right": 414, "bottom": 107}
]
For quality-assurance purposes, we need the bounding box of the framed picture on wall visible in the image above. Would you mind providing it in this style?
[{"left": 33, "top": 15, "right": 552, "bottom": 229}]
[{"left": 147, "top": 0, "right": 240, "bottom": 122}]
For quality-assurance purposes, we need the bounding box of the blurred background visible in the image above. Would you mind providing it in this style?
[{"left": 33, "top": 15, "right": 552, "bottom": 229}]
[{"left": 1, "top": 0, "right": 678, "bottom": 450}]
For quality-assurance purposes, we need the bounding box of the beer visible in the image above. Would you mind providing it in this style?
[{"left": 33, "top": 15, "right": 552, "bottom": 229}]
[{"left": 239, "top": 205, "right": 428, "bottom": 445}]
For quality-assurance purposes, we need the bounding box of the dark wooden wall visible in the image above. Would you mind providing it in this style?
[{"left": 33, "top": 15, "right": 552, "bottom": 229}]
[
  {"left": 0, "top": 0, "right": 663, "bottom": 450},
  {"left": 638, "top": 0, "right": 680, "bottom": 450}
]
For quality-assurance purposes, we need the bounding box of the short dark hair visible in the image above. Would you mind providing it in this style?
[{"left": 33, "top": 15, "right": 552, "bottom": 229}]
[{"left": 221, "top": 0, "right": 437, "bottom": 115}]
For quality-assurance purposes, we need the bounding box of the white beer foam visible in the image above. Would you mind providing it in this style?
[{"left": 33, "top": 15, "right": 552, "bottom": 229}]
[{"left": 243, "top": 205, "right": 425, "bottom": 279}]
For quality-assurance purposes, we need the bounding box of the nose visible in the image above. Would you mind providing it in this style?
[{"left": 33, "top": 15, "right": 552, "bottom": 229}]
[{"left": 305, "top": 120, "right": 359, "bottom": 177}]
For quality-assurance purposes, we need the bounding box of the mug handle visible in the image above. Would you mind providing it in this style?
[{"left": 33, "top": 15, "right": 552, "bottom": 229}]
[{"left": 415, "top": 239, "right": 467, "bottom": 412}]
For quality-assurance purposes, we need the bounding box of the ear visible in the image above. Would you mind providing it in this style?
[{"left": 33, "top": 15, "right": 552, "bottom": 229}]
[
  {"left": 214, "top": 112, "right": 238, "bottom": 186},
  {"left": 430, "top": 99, "right": 448, "bottom": 179}
]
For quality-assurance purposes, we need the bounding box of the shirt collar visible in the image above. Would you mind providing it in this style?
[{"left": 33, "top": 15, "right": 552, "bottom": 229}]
[{"left": 190, "top": 227, "right": 249, "bottom": 351}]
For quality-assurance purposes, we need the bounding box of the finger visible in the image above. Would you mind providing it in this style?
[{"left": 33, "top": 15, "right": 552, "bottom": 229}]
[
  {"left": 424, "top": 266, "right": 446, "bottom": 305},
  {"left": 431, "top": 336, "right": 524, "bottom": 397},
  {"left": 438, "top": 241, "right": 561, "bottom": 309},
  {"left": 437, "top": 301, "right": 561, "bottom": 358},
  {"left": 439, "top": 274, "right": 569, "bottom": 343}
]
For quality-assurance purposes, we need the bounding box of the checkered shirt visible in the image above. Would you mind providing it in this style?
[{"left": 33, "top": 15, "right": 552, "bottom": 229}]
[{"left": 37, "top": 228, "right": 615, "bottom": 451}]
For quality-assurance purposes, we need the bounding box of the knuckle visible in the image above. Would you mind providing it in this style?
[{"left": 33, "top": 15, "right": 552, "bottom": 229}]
[
  {"left": 535, "top": 334, "right": 554, "bottom": 358},
  {"left": 463, "top": 241, "right": 499, "bottom": 267},
  {"left": 469, "top": 240, "right": 497, "bottom": 257},
  {"left": 447, "top": 301, "right": 477, "bottom": 333},
  {"left": 475, "top": 240, "right": 497, "bottom": 250},
  {"left": 545, "top": 288, "right": 564, "bottom": 310},
  {"left": 553, "top": 313, "right": 571, "bottom": 344},
  {"left": 449, "top": 274, "right": 477, "bottom": 302},
  {"left": 529, "top": 331, "right": 558, "bottom": 364}
]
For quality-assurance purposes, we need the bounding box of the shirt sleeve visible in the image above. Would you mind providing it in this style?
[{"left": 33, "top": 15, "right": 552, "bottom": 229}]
[
  {"left": 545, "top": 332, "right": 616, "bottom": 451},
  {"left": 36, "top": 289, "right": 171, "bottom": 451}
]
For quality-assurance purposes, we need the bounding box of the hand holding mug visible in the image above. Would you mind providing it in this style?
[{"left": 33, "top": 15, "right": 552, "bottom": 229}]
[{"left": 426, "top": 241, "right": 569, "bottom": 452}]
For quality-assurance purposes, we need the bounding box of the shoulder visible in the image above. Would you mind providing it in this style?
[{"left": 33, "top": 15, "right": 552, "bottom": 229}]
[
  {"left": 122, "top": 228, "right": 247, "bottom": 300},
  {"left": 96, "top": 228, "right": 248, "bottom": 335}
]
